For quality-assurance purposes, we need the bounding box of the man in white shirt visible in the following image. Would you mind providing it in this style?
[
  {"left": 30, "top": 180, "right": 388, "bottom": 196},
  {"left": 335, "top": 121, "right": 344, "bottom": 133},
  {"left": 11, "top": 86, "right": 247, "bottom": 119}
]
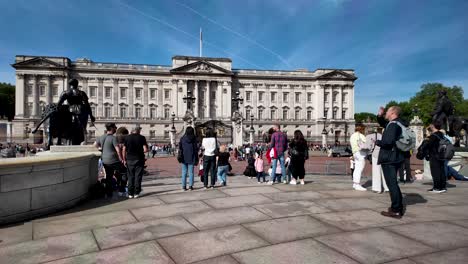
[{"left": 349, "top": 124, "right": 368, "bottom": 191}]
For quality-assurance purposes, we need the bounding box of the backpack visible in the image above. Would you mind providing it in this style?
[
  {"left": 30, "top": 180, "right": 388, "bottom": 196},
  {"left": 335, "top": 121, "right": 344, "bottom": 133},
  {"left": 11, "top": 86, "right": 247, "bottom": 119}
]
[
  {"left": 434, "top": 134, "right": 455, "bottom": 161},
  {"left": 389, "top": 121, "right": 416, "bottom": 152}
]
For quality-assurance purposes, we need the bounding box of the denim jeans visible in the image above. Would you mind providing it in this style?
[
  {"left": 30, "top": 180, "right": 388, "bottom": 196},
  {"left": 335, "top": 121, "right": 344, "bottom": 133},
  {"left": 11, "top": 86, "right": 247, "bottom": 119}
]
[
  {"left": 217, "top": 165, "right": 229, "bottom": 184},
  {"left": 181, "top": 163, "right": 194, "bottom": 188},
  {"left": 257, "top": 171, "right": 265, "bottom": 182},
  {"left": 271, "top": 153, "right": 286, "bottom": 181},
  {"left": 203, "top": 155, "right": 217, "bottom": 187},
  {"left": 382, "top": 163, "right": 403, "bottom": 213}
]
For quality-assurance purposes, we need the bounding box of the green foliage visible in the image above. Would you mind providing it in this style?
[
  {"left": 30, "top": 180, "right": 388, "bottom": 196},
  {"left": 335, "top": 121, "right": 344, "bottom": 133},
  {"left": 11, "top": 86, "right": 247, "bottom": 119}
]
[
  {"left": 354, "top": 112, "right": 376, "bottom": 123},
  {"left": 383, "top": 83, "right": 468, "bottom": 125},
  {"left": 0, "top": 82, "right": 15, "bottom": 121}
]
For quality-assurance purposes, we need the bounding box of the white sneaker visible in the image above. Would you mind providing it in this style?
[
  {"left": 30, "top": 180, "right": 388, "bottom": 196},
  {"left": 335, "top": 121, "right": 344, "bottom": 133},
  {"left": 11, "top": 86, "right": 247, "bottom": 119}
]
[
  {"left": 134, "top": 194, "right": 139, "bottom": 198},
  {"left": 282, "top": 180, "right": 287, "bottom": 184},
  {"left": 300, "top": 180, "right": 305, "bottom": 185},
  {"left": 128, "top": 195, "right": 134, "bottom": 199},
  {"left": 290, "top": 179, "right": 297, "bottom": 185},
  {"left": 353, "top": 184, "right": 367, "bottom": 191},
  {"left": 268, "top": 181, "right": 274, "bottom": 185},
  {"left": 258, "top": 182, "right": 261, "bottom": 184}
]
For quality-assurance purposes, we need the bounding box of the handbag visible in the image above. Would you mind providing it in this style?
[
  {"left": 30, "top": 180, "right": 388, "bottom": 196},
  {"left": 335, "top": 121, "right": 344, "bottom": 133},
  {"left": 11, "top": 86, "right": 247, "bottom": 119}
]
[{"left": 177, "top": 147, "right": 184, "bottom": 163}]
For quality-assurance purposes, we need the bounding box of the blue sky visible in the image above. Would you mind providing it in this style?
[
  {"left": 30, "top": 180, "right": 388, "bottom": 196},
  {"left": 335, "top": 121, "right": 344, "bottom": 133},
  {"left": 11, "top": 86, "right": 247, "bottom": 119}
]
[{"left": 0, "top": 0, "right": 467, "bottom": 113}]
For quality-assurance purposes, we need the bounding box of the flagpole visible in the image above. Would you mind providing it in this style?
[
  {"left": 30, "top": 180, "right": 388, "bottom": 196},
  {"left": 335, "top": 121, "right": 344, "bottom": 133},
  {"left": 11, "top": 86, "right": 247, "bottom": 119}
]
[{"left": 199, "top": 28, "right": 202, "bottom": 57}]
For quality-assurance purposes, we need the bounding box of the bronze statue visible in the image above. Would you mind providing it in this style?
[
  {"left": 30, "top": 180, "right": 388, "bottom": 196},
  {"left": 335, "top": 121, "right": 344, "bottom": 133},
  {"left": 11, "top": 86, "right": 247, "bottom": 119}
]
[
  {"left": 32, "top": 78, "right": 95, "bottom": 148},
  {"left": 431, "top": 90, "right": 454, "bottom": 130}
]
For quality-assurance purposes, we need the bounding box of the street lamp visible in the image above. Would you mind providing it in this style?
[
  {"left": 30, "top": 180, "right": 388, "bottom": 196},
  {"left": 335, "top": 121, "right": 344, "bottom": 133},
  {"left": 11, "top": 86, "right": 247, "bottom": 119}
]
[
  {"left": 249, "top": 114, "right": 255, "bottom": 144},
  {"left": 24, "top": 126, "right": 31, "bottom": 156},
  {"left": 183, "top": 90, "right": 196, "bottom": 112},
  {"left": 171, "top": 112, "right": 176, "bottom": 131},
  {"left": 232, "top": 91, "right": 244, "bottom": 111}
]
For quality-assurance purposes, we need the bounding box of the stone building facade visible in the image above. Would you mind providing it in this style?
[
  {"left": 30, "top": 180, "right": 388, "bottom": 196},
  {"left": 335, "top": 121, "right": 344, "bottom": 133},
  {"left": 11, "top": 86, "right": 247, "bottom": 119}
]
[{"left": 11, "top": 55, "right": 356, "bottom": 145}]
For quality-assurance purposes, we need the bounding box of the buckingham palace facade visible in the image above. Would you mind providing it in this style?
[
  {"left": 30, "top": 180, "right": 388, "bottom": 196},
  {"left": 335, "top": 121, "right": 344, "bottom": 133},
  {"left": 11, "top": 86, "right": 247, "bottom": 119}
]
[{"left": 11, "top": 55, "right": 356, "bottom": 144}]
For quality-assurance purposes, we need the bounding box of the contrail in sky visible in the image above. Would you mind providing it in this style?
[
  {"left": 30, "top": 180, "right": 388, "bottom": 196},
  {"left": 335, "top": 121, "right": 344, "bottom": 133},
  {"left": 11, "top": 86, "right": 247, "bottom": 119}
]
[
  {"left": 115, "top": 0, "right": 262, "bottom": 68},
  {"left": 175, "top": 0, "right": 291, "bottom": 68}
]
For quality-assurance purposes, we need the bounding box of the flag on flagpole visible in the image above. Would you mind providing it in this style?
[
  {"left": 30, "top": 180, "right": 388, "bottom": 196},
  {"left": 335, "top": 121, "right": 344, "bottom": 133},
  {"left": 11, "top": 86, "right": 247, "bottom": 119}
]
[{"left": 199, "top": 28, "right": 203, "bottom": 57}]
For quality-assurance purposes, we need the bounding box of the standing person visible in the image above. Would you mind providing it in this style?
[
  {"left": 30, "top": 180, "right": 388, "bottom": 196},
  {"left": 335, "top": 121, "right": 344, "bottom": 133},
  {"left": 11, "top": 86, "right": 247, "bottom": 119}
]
[
  {"left": 255, "top": 153, "right": 265, "bottom": 183},
  {"left": 115, "top": 127, "right": 129, "bottom": 196},
  {"left": 376, "top": 106, "right": 405, "bottom": 218},
  {"left": 202, "top": 128, "right": 218, "bottom": 189},
  {"left": 123, "top": 126, "right": 148, "bottom": 198},
  {"left": 289, "top": 130, "right": 309, "bottom": 185},
  {"left": 399, "top": 150, "right": 413, "bottom": 183},
  {"left": 216, "top": 145, "right": 230, "bottom": 186},
  {"left": 269, "top": 124, "right": 288, "bottom": 184},
  {"left": 425, "top": 120, "right": 448, "bottom": 193},
  {"left": 366, "top": 127, "right": 389, "bottom": 193},
  {"left": 151, "top": 144, "right": 157, "bottom": 158},
  {"left": 93, "top": 123, "right": 123, "bottom": 198},
  {"left": 349, "top": 124, "right": 368, "bottom": 191},
  {"left": 178, "top": 127, "right": 199, "bottom": 191},
  {"left": 283, "top": 154, "right": 292, "bottom": 184}
]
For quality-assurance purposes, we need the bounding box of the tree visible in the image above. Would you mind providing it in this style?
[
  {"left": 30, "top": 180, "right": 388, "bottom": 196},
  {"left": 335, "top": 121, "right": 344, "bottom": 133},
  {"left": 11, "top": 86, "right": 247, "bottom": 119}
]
[
  {"left": 0, "top": 82, "right": 15, "bottom": 121},
  {"left": 354, "top": 112, "right": 376, "bottom": 123}
]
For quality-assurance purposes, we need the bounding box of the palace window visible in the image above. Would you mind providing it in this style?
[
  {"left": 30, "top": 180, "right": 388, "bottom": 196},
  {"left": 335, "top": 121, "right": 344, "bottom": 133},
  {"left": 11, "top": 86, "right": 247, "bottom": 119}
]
[
  {"left": 246, "top": 91, "right": 251, "bottom": 101},
  {"left": 135, "top": 88, "right": 142, "bottom": 99},
  {"left": 105, "top": 87, "right": 112, "bottom": 98},
  {"left": 90, "top": 106, "right": 96, "bottom": 116},
  {"left": 39, "top": 84, "right": 46, "bottom": 96},
  {"left": 52, "top": 85, "right": 59, "bottom": 96},
  {"left": 245, "top": 109, "right": 251, "bottom": 120},
  {"left": 283, "top": 92, "right": 289, "bottom": 102},
  {"left": 135, "top": 107, "right": 142, "bottom": 119},
  {"left": 150, "top": 107, "right": 156, "bottom": 118},
  {"left": 26, "top": 103, "right": 33, "bottom": 116},
  {"left": 270, "top": 109, "right": 276, "bottom": 119},
  {"left": 283, "top": 109, "right": 288, "bottom": 120},
  {"left": 149, "top": 130, "right": 156, "bottom": 139},
  {"left": 271, "top": 92, "right": 276, "bottom": 102},
  {"left": 342, "top": 93, "right": 348, "bottom": 103},
  {"left": 104, "top": 107, "right": 111, "bottom": 118},
  {"left": 333, "top": 93, "right": 338, "bottom": 103},
  {"left": 120, "top": 87, "right": 127, "bottom": 98},
  {"left": 164, "top": 90, "right": 170, "bottom": 100},
  {"left": 150, "top": 89, "right": 156, "bottom": 99},
  {"left": 211, "top": 91, "right": 216, "bottom": 100},
  {"left": 307, "top": 93, "right": 313, "bottom": 102},
  {"left": 120, "top": 106, "right": 127, "bottom": 118},
  {"left": 307, "top": 110, "right": 312, "bottom": 120},
  {"left": 333, "top": 108, "right": 338, "bottom": 119},
  {"left": 342, "top": 109, "right": 347, "bottom": 119},
  {"left": 258, "top": 130, "right": 263, "bottom": 138},
  {"left": 258, "top": 92, "right": 264, "bottom": 101},
  {"left": 324, "top": 109, "right": 328, "bottom": 119},
  {"left": 90, "top": 86, "right": 97, "bottom": 98},
  {"left": 258, "top": 109, "right": 263, "bottom": 119},
  {"left": 295, "top": 109, "right": 300, "bottom": 120},
  {"left": 324, "top": 92, "right": 329, "bottom": 102},
  {"left": 164, "top": 108, "right": 170, "bottom": 119},
  {"left": 295, "top": 92, "right": 301, "bottom": 103},
  {"left": 27, "top": 85, "right": 33, "bottom": 96},
  {"left": 164, "top": 131, "right": 169, "bottom": 139},
  {"left": 307, "top": 131, "right": 312, "bottom": 138}
]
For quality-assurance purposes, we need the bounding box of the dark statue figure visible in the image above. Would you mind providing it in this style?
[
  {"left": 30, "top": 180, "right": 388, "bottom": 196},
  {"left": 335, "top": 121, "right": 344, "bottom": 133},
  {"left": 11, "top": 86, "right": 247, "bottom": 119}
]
[
  {"left": 431, "top": 90, "right": 454, "bottom": 131},
  {"left": 32, "top": 78, "right": 95, "bottom": 148}
]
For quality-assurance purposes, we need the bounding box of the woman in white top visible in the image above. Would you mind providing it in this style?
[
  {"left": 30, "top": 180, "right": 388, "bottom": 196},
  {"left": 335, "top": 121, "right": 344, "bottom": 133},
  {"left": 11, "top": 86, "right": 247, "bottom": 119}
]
[
  {"left": 366, "top": 127, "right": 389, "bottom": 193},
  {"left": 349, "top": 124, "right": 368, "bottom": 191},
  {"left": 202, "top": 128, "right": 219, "bottom": 189}
]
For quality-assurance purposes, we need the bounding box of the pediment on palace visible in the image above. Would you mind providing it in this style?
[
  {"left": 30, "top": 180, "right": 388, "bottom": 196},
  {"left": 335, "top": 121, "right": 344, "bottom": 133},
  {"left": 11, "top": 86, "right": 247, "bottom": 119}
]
[
  {"left": 316, "top": 70, "right": 357, "bottom": 80},
  {"left": 12, "top": 57, "right": 66, "bottom": 69},
  {"left": 170, "top": 61, "right": 232, "bottom": 75}
]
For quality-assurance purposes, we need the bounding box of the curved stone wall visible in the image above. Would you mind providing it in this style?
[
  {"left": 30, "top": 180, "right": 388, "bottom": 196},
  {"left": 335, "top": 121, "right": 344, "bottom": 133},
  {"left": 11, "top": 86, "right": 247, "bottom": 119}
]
[{"left": 0, "top": 148, "right": 100, "bottom": 225}]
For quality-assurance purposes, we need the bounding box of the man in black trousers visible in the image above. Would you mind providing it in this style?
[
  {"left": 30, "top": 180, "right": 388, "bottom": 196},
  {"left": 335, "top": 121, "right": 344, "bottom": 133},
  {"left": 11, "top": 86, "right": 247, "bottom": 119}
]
[
  {"left": 376, "top": 106, "right": 405, "bottom": 218},
  {"left": 123, "top": 125, "right": 148, "bottom": 199}
]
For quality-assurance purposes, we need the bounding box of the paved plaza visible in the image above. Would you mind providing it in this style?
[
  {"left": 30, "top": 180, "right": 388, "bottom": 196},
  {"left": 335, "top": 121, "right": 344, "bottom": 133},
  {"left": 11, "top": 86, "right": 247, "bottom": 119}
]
[{"left": 1, "top": 161, "right": 468, "bottom": 264}]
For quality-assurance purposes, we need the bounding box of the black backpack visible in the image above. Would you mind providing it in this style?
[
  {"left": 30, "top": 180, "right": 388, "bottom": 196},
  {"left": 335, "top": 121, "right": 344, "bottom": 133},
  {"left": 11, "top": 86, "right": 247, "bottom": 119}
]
[{"left": 434, "top": 134, "right": 455, "bottom": 161}]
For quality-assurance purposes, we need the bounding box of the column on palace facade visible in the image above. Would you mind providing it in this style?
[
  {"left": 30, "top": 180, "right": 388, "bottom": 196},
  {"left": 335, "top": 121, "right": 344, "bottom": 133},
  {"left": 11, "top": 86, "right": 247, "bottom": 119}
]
[
  {"left": 112, "top": 78, "right": 119, "bottom": 117},
  {"left": 143, "top": 79, "right": 150, "bottom": 118},
  {"left": 205, "top": 80, "right": 210, "bottom": 119},
  {"left": 128, "top": 79, "right": 134, "bottom": 118},
  {"left": 226, "top": 81, "right": 232, "bottom": 118},
  {"left": 45, "top": 75, "right": 52, "bottom": 105},
  {"left": 350, "top": 85, "right": 355, "bottom": 118},
  {"left": 265, "top": 84, "right": 270, "bottom": 118},
  {"left": 157, "top": 80, "right": 164, "bottom": 118},
  {"left": 317, "top": 84, "right": 325, "bottom": 119},
  {"left": 172, "top": 80, "right": 178, "bottom": 118},
  {"left": 82, "top": 77, "right": 89, "bottom": 103},
  {"left": 178, "top": 80, "right": 186, "bottom": 117},
  {"left": 32, "top": 75, "right": 39, "bottom": 118},
  {"left": 15, "top": 74, "right": 25, "bottom": 118},
  {"left": 193, "top": 80, "right": 198, "bottom": 118},
  {"left": 252, "top": 84, "right": 258, "bottom": 120},
  {"left": 216, "top": 81, "right": 222, "bottom": 118},
  {"left": 338, "top": 85, "right": 343, "bottom": 119},
  {"left": 97, "top": 77, "right": 104, "bottom": 117}
]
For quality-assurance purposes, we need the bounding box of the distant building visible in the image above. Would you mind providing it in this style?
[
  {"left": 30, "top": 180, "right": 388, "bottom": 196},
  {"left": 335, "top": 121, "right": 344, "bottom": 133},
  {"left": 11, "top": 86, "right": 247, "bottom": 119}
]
[{"left": 11, "top": 55, "right": 356, "bottom": 144}]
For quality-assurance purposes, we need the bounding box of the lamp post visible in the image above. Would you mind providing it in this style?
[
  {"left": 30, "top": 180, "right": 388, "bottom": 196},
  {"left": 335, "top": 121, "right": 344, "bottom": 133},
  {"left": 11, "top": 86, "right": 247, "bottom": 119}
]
[
  {"left": 321, "top": 116, "right": 328, "bottom": 149},
  {"left": 249, "top": 114, "right": 255, "bottom": 144},
  {"left": 170, "top": 112, "right": 176, "bottom": 152},
  {"left": 24, "top": 126, "right": 31, "bottom": 156},
  {"left": 231, "top": 91, "right": 244, "bottom": 146},
  {"left": 232, "top": 91, "right": 244, "bottom": 112}
]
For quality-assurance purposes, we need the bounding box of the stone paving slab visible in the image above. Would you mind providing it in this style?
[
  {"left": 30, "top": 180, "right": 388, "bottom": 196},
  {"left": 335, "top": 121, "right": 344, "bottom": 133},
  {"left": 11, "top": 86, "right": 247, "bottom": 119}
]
[
  {"left": 316, "top": 228, "right": 435, "bottom": 264},
  {"left": 312, "top": 209, "right": 403, "bottom": 231},
  {"left": 220, "top": 186, "right": 281, "bottom": 196},
  {"left": 317, "top": 189, "right": 375, "bottom": 198},
  {"left": 450, "top": 220, "right": 468, "bottom": 228},
  {"left": 385, "top": 222, "right": 468, "bottom": 250},
  {"left": 33, "top": 210, "right": 137, "bottom": 239},
  {"left": 243, "top": 215, "right": 341, "bottom": 244},
  {"left": 158, "top": 190, "right": 228, "bottom": 203},
  {"left": 183, "top": 206, "right": 270, "bottom": 230},
  {"left": 370, "top": 193, "right": 449, "bottom": 207},
  {"left": 261, "top": 190, "right": 329, "bottom": 202},
  {"left": 93, "top": 216, "right": 197, "bottom": 250},
  {"left": 385, "top": 259, "right": 418, "bottom": 264},
  {"left": 0, "top": 231, "right": 98, "bottom": 264},
  {"left": 130, "top": 200, "right": 212, "bottom": 221},
  {"left": 191, "top": 255, "right": 240, "bottom": 264},
  {"left": 203, "top": 194, "right": 273, "bottom": 209},
  {"left": 231, "top": 238, "right": 359, "bottom": 264},
  {"left": 410, "top": 247, "right": 468, "bottom": 264},
  {"left": 316, "top": 197, "right": 388, "bottom": 211},
  {"left": 0, "top": 222, "right": 32, "bottom": 247},
  {"left": 158, "top": 225, "right": 269, "bottom": 264},
  {"left": 253, "top": 200, "right": 330, "bottom": 218},
  {"left": 269, "top": 183, "right": 334, "bottom": 192},
  {"left": 44, "top": 241, "right": 175, "bottom": 264},
  {"left": 421, "top": 194, "right": 468, "bottom": 205},
  {"left": 394, "top": 205, "right": 468, "bottom": 222}
]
